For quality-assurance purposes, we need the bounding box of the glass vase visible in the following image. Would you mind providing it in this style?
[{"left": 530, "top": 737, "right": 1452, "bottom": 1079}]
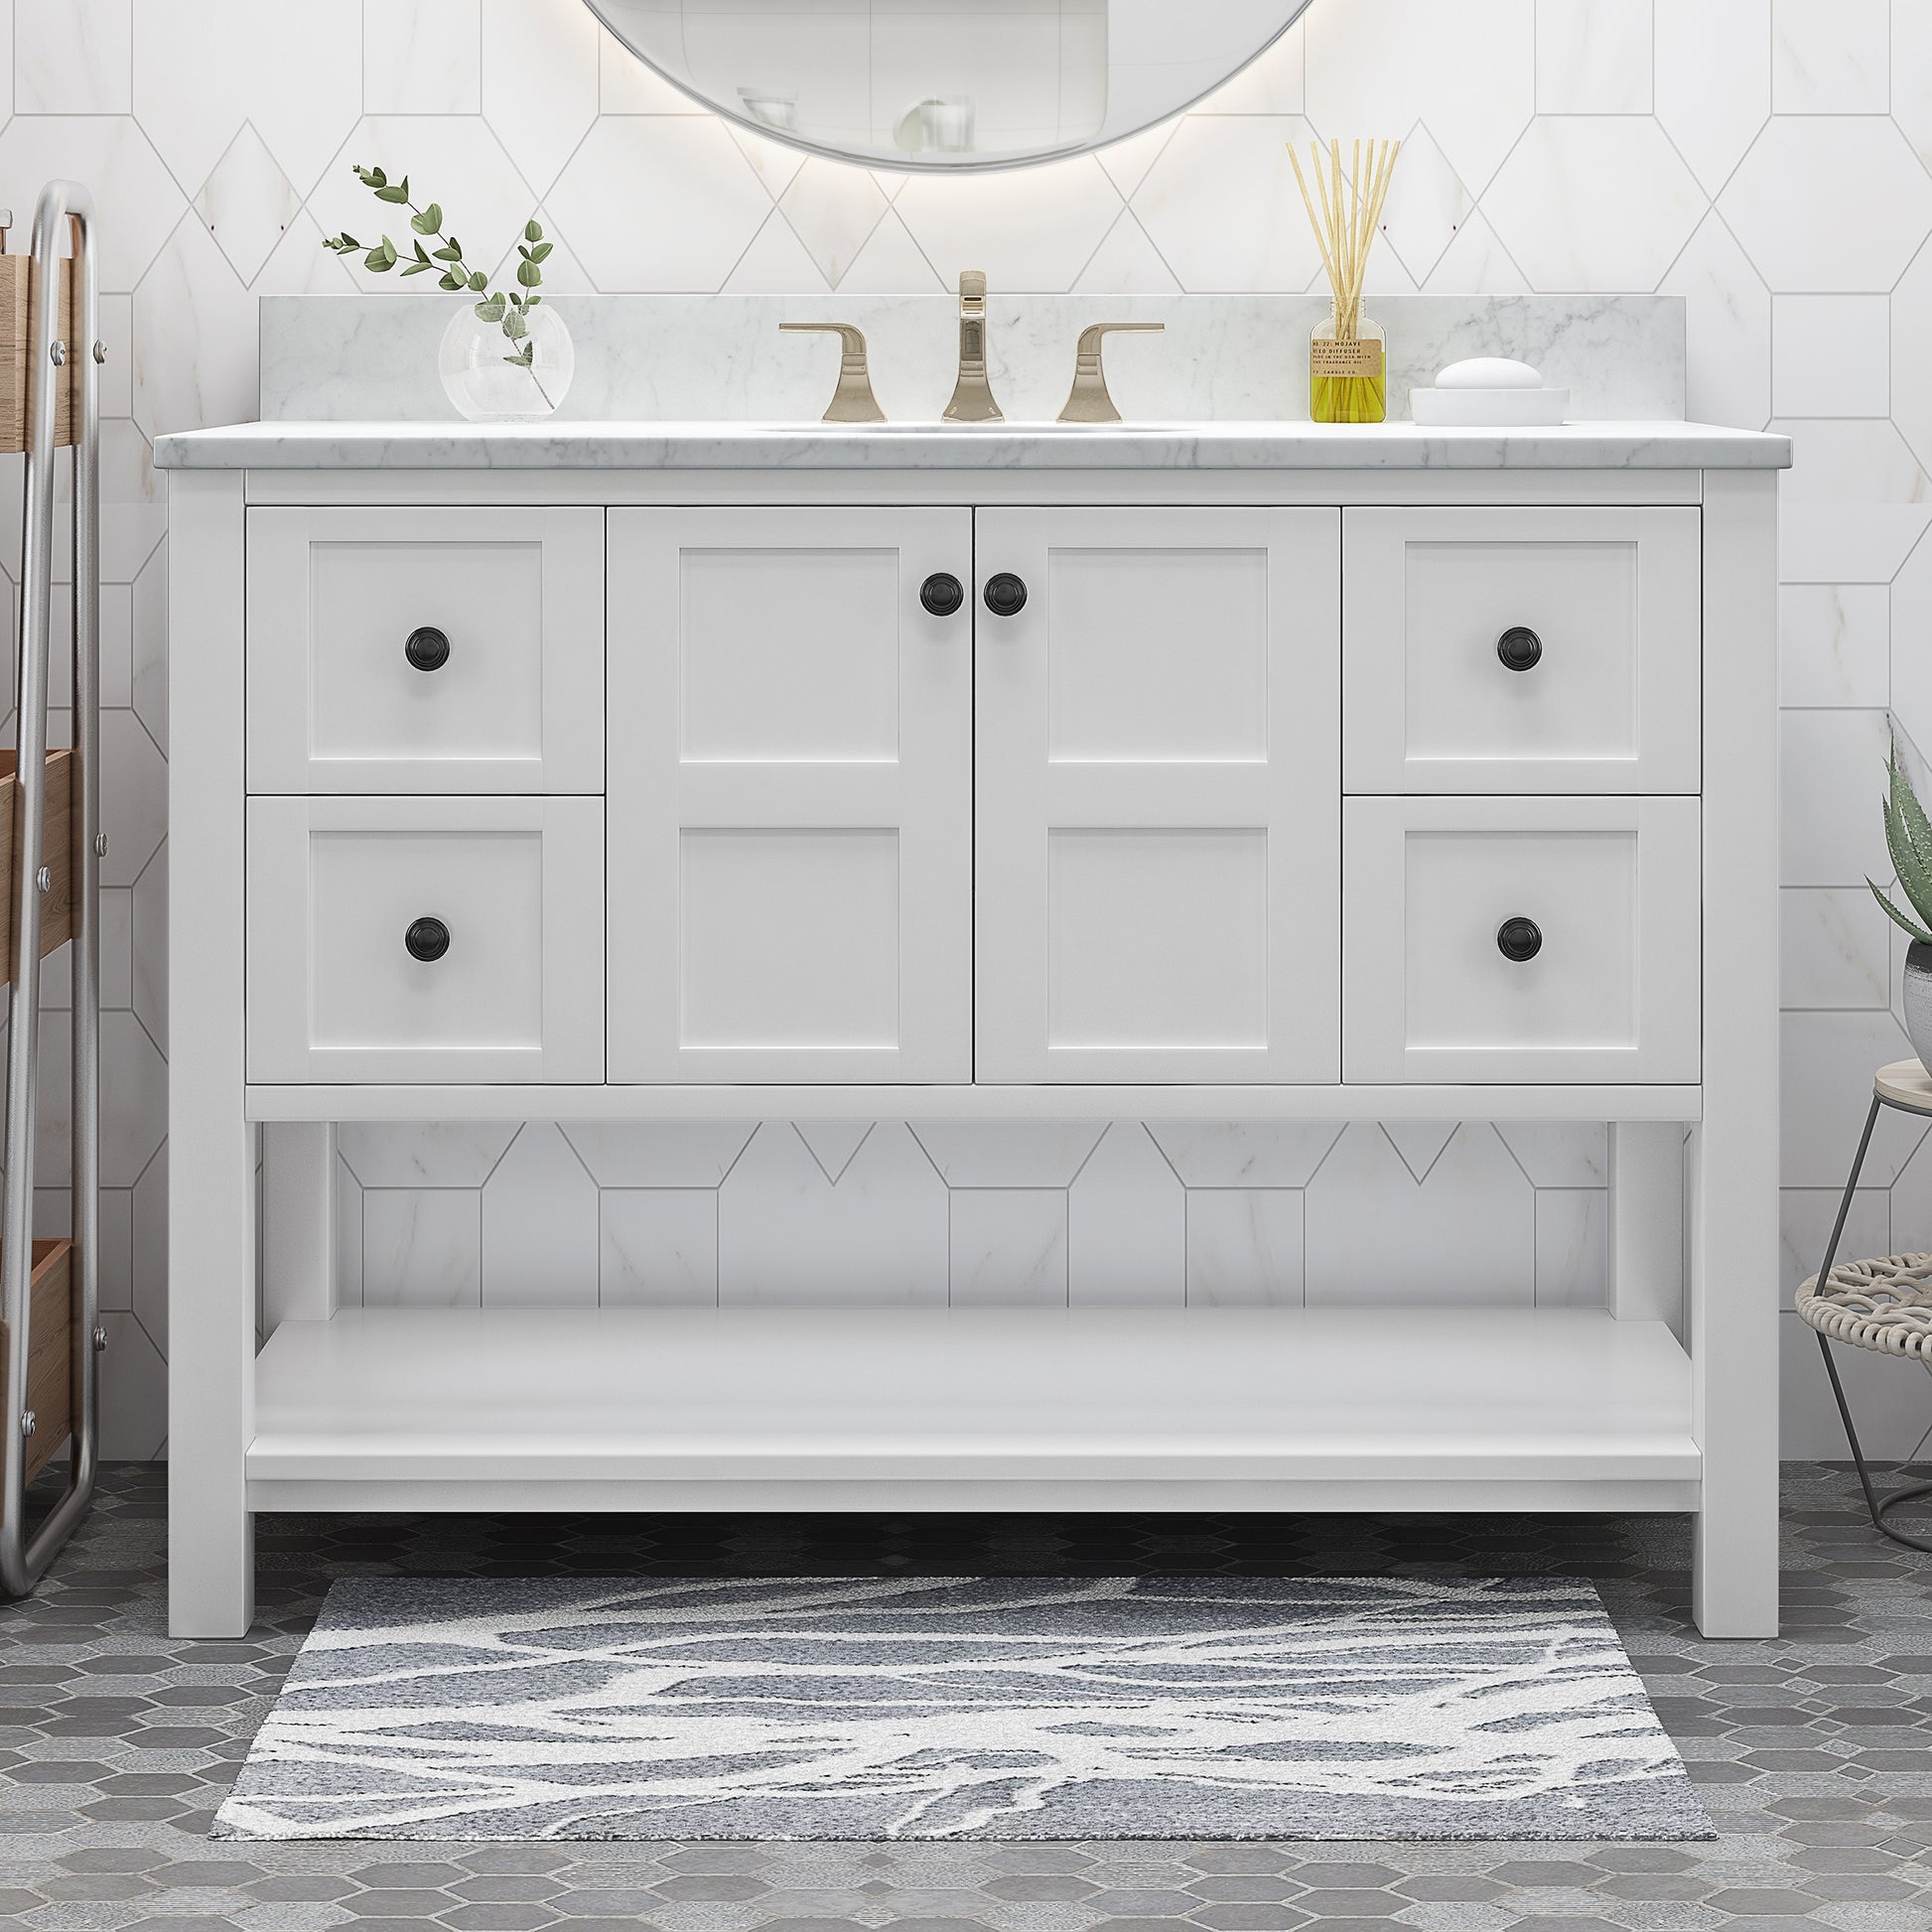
[
  {"left": 1310, "top": 312, "right": 1385, "bottom": 425},
  {"left": 438, "top": 300, "right": 574, "bottom": 423}
]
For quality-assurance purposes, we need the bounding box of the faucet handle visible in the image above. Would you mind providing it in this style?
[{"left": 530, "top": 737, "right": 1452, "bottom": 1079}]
[
  {"left": 778, "top": 321, "right": 886, "bottom": 424},
  {"left": 1058, "top": 321, "right": 1165, "bottom": 424}
]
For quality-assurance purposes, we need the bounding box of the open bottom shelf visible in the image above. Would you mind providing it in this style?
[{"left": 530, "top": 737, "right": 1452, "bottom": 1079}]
[{"left": 246, "top": 1306, "right": 1700, "bottom": 1515}]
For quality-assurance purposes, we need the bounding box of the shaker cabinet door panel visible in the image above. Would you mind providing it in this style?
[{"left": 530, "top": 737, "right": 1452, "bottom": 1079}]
[
  {"left": 607, "top": 506, "right": 973, "bottom": 1083},
  {"left": 974, "top": 506, "right": 1342, "bottom": 1083},
  {"left": 246, "top": 505, "right": 605, "bottom": 793}
]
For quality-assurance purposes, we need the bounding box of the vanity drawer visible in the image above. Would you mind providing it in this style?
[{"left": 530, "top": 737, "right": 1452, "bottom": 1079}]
[
  {"left": 245, "top": 506, "right": 604, "bottom": 793},
  {"left": 1342, "top": 506, "right": 1700, "bottom": 793},
  {"left": 246, "top": 795, "right": 604, "bottom": 1083},
  {"left": 1341, "top": 795, "right": 1700, "bottom": 1084}
]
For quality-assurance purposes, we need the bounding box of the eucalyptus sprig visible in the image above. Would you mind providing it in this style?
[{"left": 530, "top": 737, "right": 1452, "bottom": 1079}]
[{"left": 322, "top": 163, "right": 555, "bottom": 379}]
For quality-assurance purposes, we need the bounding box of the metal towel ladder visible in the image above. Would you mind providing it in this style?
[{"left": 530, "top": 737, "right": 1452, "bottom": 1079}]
[{"left": 0, "top": 180, "right": 102, "bottom": 1596}]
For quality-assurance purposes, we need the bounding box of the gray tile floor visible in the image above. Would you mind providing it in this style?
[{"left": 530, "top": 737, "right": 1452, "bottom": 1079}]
[{"left": 4, "top": 1464, "right": 1932, "bottom": 1929}]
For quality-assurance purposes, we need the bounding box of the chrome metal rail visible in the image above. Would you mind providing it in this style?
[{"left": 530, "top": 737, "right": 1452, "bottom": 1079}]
[{"left": 0, "top": 180, "right": 100, "bottom": 1596}]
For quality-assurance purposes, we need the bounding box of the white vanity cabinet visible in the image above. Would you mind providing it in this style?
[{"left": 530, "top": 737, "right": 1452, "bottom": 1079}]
[{"left": 159, "top": 421, "right": 1786, "bottom": 1647}]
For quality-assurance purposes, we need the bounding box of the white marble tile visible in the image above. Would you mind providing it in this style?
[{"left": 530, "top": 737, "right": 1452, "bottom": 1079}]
[
  {"left": 1186, "top": 1189, "right": 1304, "bottom": 1307},
  {"left": 1484, "top": 117, "right": 1705, "bottom": 293},
  {"left": 1772, "top": 0, "right": 1888, "bottom": 114},
  {"left": 1655, "top": 0, "right": 1770, "bottom": 198},
  {"left": 1067, "top": 1123, "right": 1184, "bottom": 1307},
  {"left": 97, "top": 710, "right": 165, "bottom": 891},
  {"left": 1779, "top": 584, "right": 1888, "bottom": 710},
  {"left": 1144, "top": 1123, "right": 1342, "bottom": 1188},
  {"left": 1534, "top": 1187, "right": 1607, "bottom": 1308},
  {"left": 792, "top": 1122, "right": 875, "bottom": 1185},
  {"left": 1900, "top": 1, "right": 1932, "bottom": 180},
  {"left": 1722, "top": 117, "right": 1932, "bottom": 295},
  {"left": 1782, "top": 889, "right": 1894, "bottom": 1012},
  {"left": 1195, "top": 21, "right": 1304, "bottom": 114},
  {"left": 836, "top": 208, "right": 944, "bottom": 293},
  {"left": 366, "top": 0, "right": 481, "bottom": 116},
  {"left": 335, "top": 1152, "right": 363, "bottom": 1310},
  {"left": 949, "top": 1189, "right": 1068, "bottom": 1307},
  {"left": 1423, "top": 211, "right": 1529, "bottom": 296},
  {"left": 1898, "top": 244, "right": 1932, "bottom": 484},
  {"left": 559, "top": 1122, "right": 755, "bottom": 1188},
  {"left": 1781, "top": 1009, "right": 1923, "bottom": 1188},
  {"left": 1495, "top": 1123, "right": 1608, "bottom": 1188},
  {"left": 1779, "top": 708, "right": 1891, "bottom": 889},
  {"left": 132, "top": 213, "right": 259, "bottom": 438},
  {"left": 1778, "top": 1306, "right": 1932, "bottom": 1460},
  {"left": 98, "top": 1185, "right": 131, "bottom": 1315},
  {"left": 338, "top": 1123, "right": 518, "bottom": 1188},
  {"left": 1132, "top": 116, "right": 1321, "bottom": 295},
  {"left": 717, "top": 1122, "right": 948, "bottom": 1306},
  {"left": 1659, "top": 213, "right": 1770, "bottom": 433},
  {"left": 1380, "top": 1123, "right": 1456, "bottom": 1182},
  {"left": 363, "top": 1188, "right": 483, "bottom": 1308},
  {"left": 100, "top": 1010, "right": 164, "bottom": 1190},
  {"left": 731, "top": 126, "right": 807, "bottom": 203},
  {"left": 1886, "top": 1133, "right": 1932, "bottom": 1256},
  {"left": 1377, "top": 126, "right": 1474, "bottom": 287},
  {"left": 1890, "top": 536, "right": 1932, "bottom": 759},
  {"left": 1534, "top": 0, "right": 1651, "bottom": 114},
  {"left": 596, "top": 23, "right": 702, "bottom": 113},
  {"left": 1306, "top": 0, "right": 1535, "bottom": 198},
  {"left": 130, "top": 838, "right": 164, "bottom": 1053},
  {"left": 1093, "top": 121, "right": 1181, "bottom": 202},
  {"left": 16, "top": 0, "right": 129, "bottom": 114},
  {"left": 98, "top": 1312, "right": 166, "bottom": 1460},
  {"left": 194, "top": 124, "right": 301, "bottom": 286},
  {"left": 780, "top": 158, "right": 890, "bottom": 288},
  {"left": 600, "top": 1189, "right": 719, "bottom": 1307},
  {"left": 1773, "top": 295, "right": 1888, "bottom": 419},
  {"left": 910, "top": 1124, "right": 1104, "bottom": 1188},
  {"left": 548, "top": 116, "right": 773, "bottom": 290},
  {"left": 131, "top": 1140, "right": 166, "bottom": 1350},
  {"left": 481, "top": 0, "right": 600, "bottom": 197},
  {"left": 482, "top": 1124, "right": 598, "bottom": 1307},
  {"left": 897, "top": 152, "right": 1123, "bottom": 293},
  {"left": 1304, "top": 1124, "right": 1534, "bottom": 1307},
  {"left": 724, "top": 212, "right": 831, "bottom": 295},
  {"left": 0, "top": 115, "right": 185, "bottom": 292},
  {"left": 1782, "top": 1182, "right": 1890, "bottom": 1298},
  {"left": 1073, "top": 213, "right": 1181, "bottom": 295}
]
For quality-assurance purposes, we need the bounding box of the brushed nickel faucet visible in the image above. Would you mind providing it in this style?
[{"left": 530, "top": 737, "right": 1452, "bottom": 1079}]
[
  {"left": 1058, "top": 321, "right": 1165, "bottom": 424},
  {"left": 777, "top": 321, "right": 886, "bottom": 423},
  {"left": 942, "top": 270, "right": 1002, "bottom": 422}
]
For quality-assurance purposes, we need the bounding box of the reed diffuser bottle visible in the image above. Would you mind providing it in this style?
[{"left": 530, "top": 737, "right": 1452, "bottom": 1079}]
[{"left": 1290, "top": 138, "right": 1400, "bottom": 425}]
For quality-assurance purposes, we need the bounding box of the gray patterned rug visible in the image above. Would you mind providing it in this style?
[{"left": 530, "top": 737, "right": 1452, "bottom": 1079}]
[{"left": 212, "top": 1575, "right": 1711, "bottom": 1842}]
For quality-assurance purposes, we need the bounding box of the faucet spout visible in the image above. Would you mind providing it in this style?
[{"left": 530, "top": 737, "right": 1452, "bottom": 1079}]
[{"left": 942, "top": 269, "right": 1003, "bottom": 423}]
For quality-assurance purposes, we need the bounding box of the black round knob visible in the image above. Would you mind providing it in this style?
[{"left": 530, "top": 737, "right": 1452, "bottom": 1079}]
[
  {"left": 1496, "top": 916, "right": 1543, "bottom": 963},
  {"left": 1496, "top": 625, "right": 1543, "bottom": 672},
  {"left": 984, "top": 572, "right": 1029, "bottom": 619},
  {"left": 405, "top": 915, "right": 451, "bottom": 963},
  {"left": 405, "top": 625, "right": 451, "bottom": 673},
  {"left": 920, "top": 572, "right": 964, "bottom": 618}
]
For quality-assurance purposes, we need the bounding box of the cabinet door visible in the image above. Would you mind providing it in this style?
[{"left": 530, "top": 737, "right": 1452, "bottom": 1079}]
[
  {"left": 247, "top": 506, "right": 605, "bottom": 793},
  {"left": 608, "top": 507, "right": 973, "bottom": 1083},
  {"left": 975, "top": 507, "right": 1341, "bottom": 1083}
]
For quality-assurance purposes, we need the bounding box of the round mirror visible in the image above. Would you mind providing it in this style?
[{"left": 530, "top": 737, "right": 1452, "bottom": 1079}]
[{"left": 583, "top": 0, "right": 1315, "bottom": 171}]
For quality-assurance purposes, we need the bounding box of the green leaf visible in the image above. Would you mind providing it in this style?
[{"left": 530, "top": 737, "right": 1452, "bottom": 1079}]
[
  {"left": 363, "top": 237, "right": 398, "bottom": 272},
  {"left": 1885, "top": 754, "right": 1932, "bottom": 928},
  {"left": 468, "top": 270, "right": 487, "bottom": 292},
  {"left": 474, "top": 293, "right": 506, "bottom": 323},
  {"left": 1870, "top": 878, "right": 1932, "bottom": 946},
  {"left": 1893, "top": 750, "right": 1932, "bottom": 874},
  {"left": 516, "top": 256, "right": 542, "bottom": 287},
  {"left": 524, "top": 293, "right": 541, "bottom": 308},
  {"left": 401, "top": 260, "right": 435, "bottom": 275},
  {"left": 412, "top": 239, "right": 431, "bottom": 262},
  {"left": 410, "top": 202, "right": 442, "bottom": 234},
  {"left": 433, "top": 240, "right": 462, "bottom": 261},
  {"left": 525, "top": 217, "right": 542, "bottom": 243},
  {"left": 354, "top": 163, "right": 385, "bottom": 189},
  {"left": 528, "top": 241, "right": 553, "bottom": 263},
  {"left": 374, "top": 176, "right": 409, "bottom": 203},
  {"left": 438, "top": 271, "right": 464, "bottom": 291},
  {"left": 502, "top": 305, "right": 528, "bottom": 341}
]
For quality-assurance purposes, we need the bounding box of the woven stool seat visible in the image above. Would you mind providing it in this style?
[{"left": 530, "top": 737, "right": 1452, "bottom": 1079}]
[{"left": 1799, "top": 1254, "right": 1932, "bottom": 1358}]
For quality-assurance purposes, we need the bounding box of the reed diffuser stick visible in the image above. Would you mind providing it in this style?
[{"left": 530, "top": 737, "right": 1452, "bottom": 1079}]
[{"left": 1288, "top": 134, "right": 1401, "bottom": 423}]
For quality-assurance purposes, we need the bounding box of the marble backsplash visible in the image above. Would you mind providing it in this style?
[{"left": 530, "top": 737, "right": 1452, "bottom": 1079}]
[{"left": 259, "top": 293, "right": 1687, "bottom": 425}]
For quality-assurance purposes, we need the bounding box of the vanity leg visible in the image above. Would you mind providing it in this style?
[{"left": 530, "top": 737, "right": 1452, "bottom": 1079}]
[
  {"left": 1689, "top": 469, "right": 1780, "bottom": 1640},
  {"left": 262, "top": 1123, "right": 338, "bottom": 1332},
  {"left": 1609, "top": 1122, "right": 1684, "bottom": 1333},
  {"left": 168, "top": 471, "right": 255, "bottom": 1639}
]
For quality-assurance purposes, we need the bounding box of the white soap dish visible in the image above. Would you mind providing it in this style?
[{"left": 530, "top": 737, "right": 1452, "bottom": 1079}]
[{"left": 1410, "top": 355, "right": 1568, "bottom": 427}]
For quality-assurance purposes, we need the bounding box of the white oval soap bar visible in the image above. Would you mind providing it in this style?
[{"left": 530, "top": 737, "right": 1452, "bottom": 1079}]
[{"left": 1436, "top": 355, "right": 1543, "bottom": 390}]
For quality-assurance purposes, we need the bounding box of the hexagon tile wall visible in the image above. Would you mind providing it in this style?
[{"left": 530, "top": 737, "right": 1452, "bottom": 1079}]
[{"left": 23, "top": 0, "right": 1932, "bottom": 1458}]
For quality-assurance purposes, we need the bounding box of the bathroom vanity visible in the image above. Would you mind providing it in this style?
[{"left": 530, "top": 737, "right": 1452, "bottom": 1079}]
[{"left": 158, "top": 414, "right": 1787, "bottom": 1640}]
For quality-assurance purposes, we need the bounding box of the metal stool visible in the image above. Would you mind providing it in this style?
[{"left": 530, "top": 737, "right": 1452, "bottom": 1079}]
[{"left": 1797, "top": 1058, "right": 1932, "bottom": 1553}]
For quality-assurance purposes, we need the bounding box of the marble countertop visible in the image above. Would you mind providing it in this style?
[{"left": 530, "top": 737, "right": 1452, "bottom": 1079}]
[{"left": 153, "top": 419, "right": 1792, "bottom": 472}]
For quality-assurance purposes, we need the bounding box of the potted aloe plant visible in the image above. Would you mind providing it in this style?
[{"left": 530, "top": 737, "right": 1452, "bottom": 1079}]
[
  {"left": 323, "top": 164, "right": 571, "bottom": 422},
  {"left": 1870, "top": 745, "right": 1932, "bottom": 1067}
]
